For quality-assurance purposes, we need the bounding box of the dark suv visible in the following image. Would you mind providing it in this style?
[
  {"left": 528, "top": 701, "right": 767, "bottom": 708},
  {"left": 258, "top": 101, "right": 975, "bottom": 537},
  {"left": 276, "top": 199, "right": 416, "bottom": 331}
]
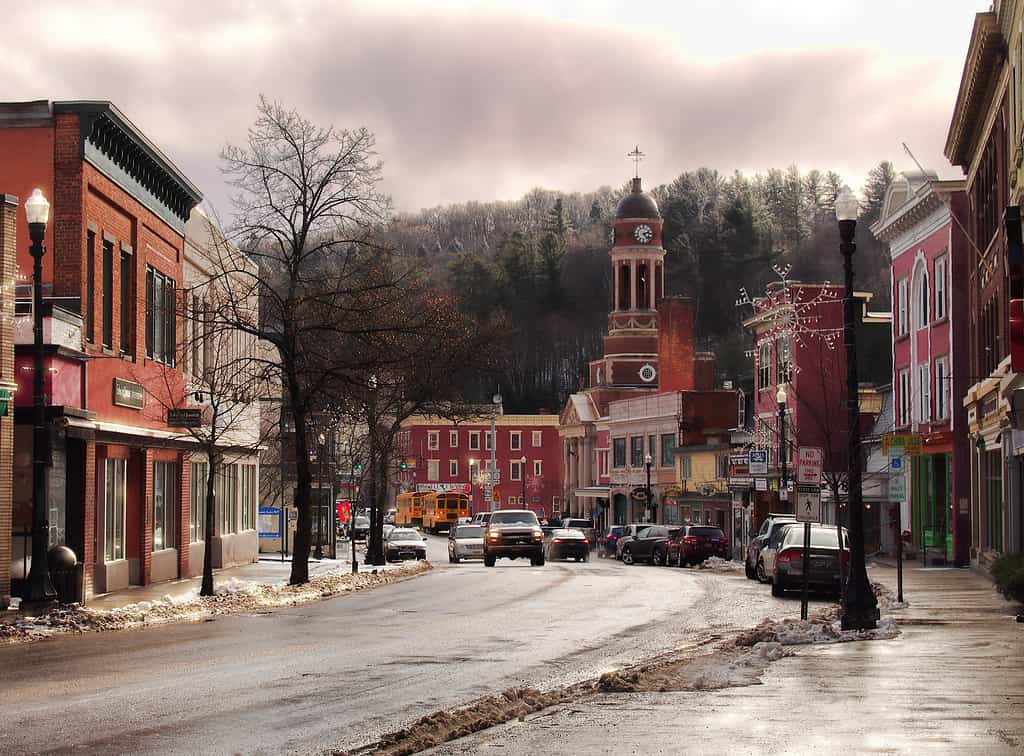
[{"left": 483, "top": 510, "right": 545, "bottom": 567}]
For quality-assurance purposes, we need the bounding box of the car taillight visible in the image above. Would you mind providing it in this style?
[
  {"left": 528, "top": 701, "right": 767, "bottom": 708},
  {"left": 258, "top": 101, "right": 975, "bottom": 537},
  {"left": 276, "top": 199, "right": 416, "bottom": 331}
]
[
  {"left": 552, "top": 538, "right": 562, "bottom": 543},
  {"left": 683, "top": 536, "right": 698, "bottom": 544},
  {"left": 582, "top": 539, "right": 588, "bottom": 544},
  {"left": 720, "top": 537, "right": 729, "bottom": 545},
  {"left": 776, "top": 548, "right": 799, "bottom": 564}
]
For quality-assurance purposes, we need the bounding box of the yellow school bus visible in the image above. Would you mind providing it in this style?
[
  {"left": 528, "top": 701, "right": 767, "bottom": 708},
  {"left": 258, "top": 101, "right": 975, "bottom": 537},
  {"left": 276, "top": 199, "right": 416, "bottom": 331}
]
[
  {"left": 395, "top": 490, "right": 428, "bottom": 527},
  {"left": 422, "top": 491, "right": 471, "bottom": 533}
]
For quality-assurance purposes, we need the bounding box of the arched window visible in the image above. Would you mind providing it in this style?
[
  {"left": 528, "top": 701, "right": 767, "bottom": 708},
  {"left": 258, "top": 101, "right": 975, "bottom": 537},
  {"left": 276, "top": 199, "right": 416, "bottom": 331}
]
[{"left": 912, "top": 260, "right": 929, "bottom": 330}]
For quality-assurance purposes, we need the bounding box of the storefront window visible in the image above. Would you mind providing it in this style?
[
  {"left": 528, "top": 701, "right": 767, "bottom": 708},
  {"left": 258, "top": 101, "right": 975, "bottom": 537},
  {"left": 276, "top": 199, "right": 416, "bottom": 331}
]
[
  {"left": 217, "top": 464, "right": 238, "bottom": 534},
  {"left": 104, "top": 458, "right": 126, "bottom": 562},
  {"left": 153, "top": 461, "right": 177, "bottom": 551},
  {"left": 240, "top": 464, "right": 257, "bottom": 531},
  {"left": 190, "top": 461, "right": 208, "bottom": 542}
]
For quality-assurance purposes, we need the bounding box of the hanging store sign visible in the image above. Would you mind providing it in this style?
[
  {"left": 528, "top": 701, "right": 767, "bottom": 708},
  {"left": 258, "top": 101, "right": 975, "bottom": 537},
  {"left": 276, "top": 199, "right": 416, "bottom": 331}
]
[
  {"left": 167, "top": 408, "right": 203, "bottom": 427},
  {"left": 112, "top": 378, "right": 144, "bottom": 409},
  {"left": 749, "top": 449, "right": 769, "bottom": 475}
]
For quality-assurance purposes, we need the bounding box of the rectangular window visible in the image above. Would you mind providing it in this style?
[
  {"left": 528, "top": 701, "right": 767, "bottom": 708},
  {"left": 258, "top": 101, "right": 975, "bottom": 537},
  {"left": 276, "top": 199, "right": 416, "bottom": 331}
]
[
  {"left": 153, "top": 461, "right": 176, "bottom": 551},
  {"left": 469, "top": 431, "right": 481, "bottom": 451},
  {"left": 145, "top": 266, "right": 176, "bottom": 364},
  {"left": 532, "top": 430, "right": 543, "bottom": 447},
  {"left": 660, "top": 432, "right": 675, "bottom": 467},
  {"left": 935, "top": 357, "right": 948, "bottom": 421},
  {"left": 449, "top": 430, "right": 458, "bottom": 448},
  {"left": 510, "top": 431, "right": 522, "bottom": 451},
  {"left": 102, "top": 240, "right": 113, "bottom": 348},
  {"left": 897, "top": 278, "right": 908, "bottom": 336},
  {"left": 510, "top": 461, "right": 523, "bottom": 481},
  {"left": 427, "top": 459, "right": 439, "bottom": 481},
  {"left": 613, "top": 438, "right": 626, "bottom": 468},
  {"left": 104, "top": 458, "right": 127, "bottom": 562},
  {"left": 758, "top": 341, "right": 771, "bottom": 390},
  {"left": 217, "top": 464, "right": 238, "bottom": 535},
  {"left": 630, "top": 436, "right": 643, "bottom": 467},
  {"left": 189, "top": 461, "right": 208, "bottom": 543},
  {"left": 485, "top": 431, "right": 494, "bottom": 451},
  {"left": 86, "top": 231, "right": 95, "bottom": 342},
  {"left": 935, "top": 255, "right": 947, "bottom": 320},
  {"left": 680, "top": 455, "right": 692, "bottom": 480},
  {"left": 716, "top": 454, "right": 729, "bottom": 480},
  {"left": 533, "top": 460, "right": 542, "bottom": 477},
  {"left": 985, "top": 450, "right": 1003, "bottom": 549},
  {"left": 427, "top": 431, "right": 439, "bottom": 450},
  {"left": 240, "top": 464, "right": 257, "bottom": 531},
  {"left": 917, "top": 362, "right": 930, "bottom": 423},
  {"left": 898, "top": 368, "right": 910, "bottom": 426},
  {"left": 775, "top": 337, "right": 791, "bottom": 384},
  {"left": 120, "top": 250, "right": 133, "bottom": 354},
  {"left": 449, "top": 460, "right": 458, "bottom": 477},
  {"left": 508, "top": 496, "right": 517, "bottom": 507}
]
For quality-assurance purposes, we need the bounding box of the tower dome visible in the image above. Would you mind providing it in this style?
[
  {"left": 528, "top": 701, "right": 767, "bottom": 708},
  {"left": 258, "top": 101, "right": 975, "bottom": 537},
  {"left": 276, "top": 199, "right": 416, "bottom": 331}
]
[{"left": 615, "top": 177, "right": 660, "bottom": 220}]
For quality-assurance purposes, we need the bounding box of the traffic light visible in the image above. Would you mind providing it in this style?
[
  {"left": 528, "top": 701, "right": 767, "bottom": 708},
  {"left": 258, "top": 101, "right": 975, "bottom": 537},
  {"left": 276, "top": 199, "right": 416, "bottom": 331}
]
[
  {"left": 400, "top": 461, "right": 408, "bottom": 471},
  {"left": 353, "top": 462, "right": 363, "bottom": 473}
]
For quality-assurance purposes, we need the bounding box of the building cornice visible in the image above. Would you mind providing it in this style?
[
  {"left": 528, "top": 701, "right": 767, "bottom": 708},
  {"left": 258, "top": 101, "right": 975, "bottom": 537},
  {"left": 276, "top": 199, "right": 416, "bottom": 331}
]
[
  {"left": 945, "top": 12, "right": 1004, "bottom": 168},
  {"left": 870, "top": 180, "right": 962, "bottom": 244}
]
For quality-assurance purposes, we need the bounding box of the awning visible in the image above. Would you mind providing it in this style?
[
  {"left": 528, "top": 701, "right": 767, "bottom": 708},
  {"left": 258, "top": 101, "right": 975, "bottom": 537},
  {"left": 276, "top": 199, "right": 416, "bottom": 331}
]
[{"left": 574, "top": 487, "right": 611, "bottom": 499}]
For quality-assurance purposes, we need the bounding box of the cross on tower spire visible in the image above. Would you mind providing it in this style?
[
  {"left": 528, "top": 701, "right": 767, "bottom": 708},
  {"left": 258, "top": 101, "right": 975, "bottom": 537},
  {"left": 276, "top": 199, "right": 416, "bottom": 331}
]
[{"left": 627, "top": 145, "right": 645, "bottom": 179}]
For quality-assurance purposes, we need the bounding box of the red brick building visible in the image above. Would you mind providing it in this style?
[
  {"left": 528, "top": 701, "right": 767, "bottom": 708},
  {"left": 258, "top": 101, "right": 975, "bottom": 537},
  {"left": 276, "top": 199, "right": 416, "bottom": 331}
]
[
  {"left": 397, "top": 413, "right": 562, "bottom": 518},
  {"left": 0, "top": 100, "right": 213, "bottom": 599}
]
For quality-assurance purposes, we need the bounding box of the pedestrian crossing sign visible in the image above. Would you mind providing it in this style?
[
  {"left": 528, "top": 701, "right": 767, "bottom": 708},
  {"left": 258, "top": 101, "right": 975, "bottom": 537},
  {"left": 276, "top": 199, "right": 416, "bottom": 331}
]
[{"left": 796, "top": 488, "right": 820, "bottom": 523}]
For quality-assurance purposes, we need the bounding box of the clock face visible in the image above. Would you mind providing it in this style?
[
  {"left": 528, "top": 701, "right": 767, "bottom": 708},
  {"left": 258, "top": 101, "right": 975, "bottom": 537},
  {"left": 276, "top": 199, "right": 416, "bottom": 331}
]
[
  {"left": 639, "top": 364, "right": 657, "bottom": 383},
  {"left": 634, "top": 224, "right": 653, "bottom": 244}
]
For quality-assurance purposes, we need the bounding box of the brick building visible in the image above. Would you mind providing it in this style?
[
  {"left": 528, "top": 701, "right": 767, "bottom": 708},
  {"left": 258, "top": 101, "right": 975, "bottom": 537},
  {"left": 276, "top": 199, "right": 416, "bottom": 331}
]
[
  {"left": 0, "top": 100, "right": 235, "bottom": 600},
  {"left": 397, "top": 413, "right": 562, "bottom": 517},
  {"left": 0, "top": 198, "right": 18, "bottom": 601}
]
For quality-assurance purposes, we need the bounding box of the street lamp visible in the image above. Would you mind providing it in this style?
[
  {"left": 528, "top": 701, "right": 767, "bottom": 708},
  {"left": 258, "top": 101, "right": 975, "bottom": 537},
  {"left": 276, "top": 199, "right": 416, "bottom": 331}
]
[
  {"left": 835, "top": 186, "right": 879, "bottom": 630},
  {"left": 25, "top": 188, "right": 56, "bottom": 604},
  {"left": 315, "top": 431, "right": 326, "bottom": 559},
  {"left": 776, "top": 384, "right": 788, "bottom": 501},
  {"left": 489, "top": 390, "right": 501, "bottom": 512},
  {"left": 519, "top": 455, "right": 527, "bottom": 506},
  {"left": 644, "top": 453, "right": 653, "bottom": 523}
]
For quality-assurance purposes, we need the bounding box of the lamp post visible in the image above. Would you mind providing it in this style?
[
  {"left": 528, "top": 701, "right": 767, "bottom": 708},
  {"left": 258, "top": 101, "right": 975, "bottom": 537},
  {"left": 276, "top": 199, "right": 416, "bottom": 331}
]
[
  {"left": 489, "top": 390, "right": 501, "bottom": 512},
  {"left": 835, "top": 186, "right": 879, "bottom": 630},
  {"left": 519, "top": 455, "right": 527, "bottom": 506},
  {"left": 26, "top": 188, "right": 56, "bottom": 604},
  {"left": 776, "top": 384, "right": 788, "bottom": 503},
  {"left": 314, "top": 432, "right": 325, "bottom": 559},
  {"left": 644, "top": 453, "right": 653, "bottom": 523}
]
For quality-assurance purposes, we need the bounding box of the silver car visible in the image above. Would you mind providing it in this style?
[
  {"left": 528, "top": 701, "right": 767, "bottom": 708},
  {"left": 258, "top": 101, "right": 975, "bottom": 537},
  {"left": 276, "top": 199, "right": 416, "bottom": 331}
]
[{"left": 448, "top": 523, "right": 486, "bottom": 563}]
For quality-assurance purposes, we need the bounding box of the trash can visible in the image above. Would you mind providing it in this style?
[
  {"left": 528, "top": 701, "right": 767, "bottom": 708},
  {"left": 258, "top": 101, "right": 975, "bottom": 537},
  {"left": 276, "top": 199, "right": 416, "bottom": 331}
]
[{"left": 47, "top": 546, "right": 79, "bottom": 605}]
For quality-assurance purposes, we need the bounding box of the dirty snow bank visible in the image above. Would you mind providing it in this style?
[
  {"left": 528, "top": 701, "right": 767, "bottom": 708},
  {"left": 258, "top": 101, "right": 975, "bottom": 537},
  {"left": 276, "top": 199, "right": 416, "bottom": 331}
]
[
  {"left": 873, "top": 580, "right": 910, "bottom": 610},
  {"left": 735, "top": 615, "right": 899, "bottom": 647},
  {"left": 697, "top": 556, "right": 745, "bottom": 572},
  {"left": 0, "top": 561, "right": 431, "bottom": 645}
]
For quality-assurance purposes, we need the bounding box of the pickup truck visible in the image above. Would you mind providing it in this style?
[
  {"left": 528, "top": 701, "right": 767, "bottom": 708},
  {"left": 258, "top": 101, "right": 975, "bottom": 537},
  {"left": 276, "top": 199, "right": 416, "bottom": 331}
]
[{"left": 483, "top": 510, "right": 545, "bottom": 567}]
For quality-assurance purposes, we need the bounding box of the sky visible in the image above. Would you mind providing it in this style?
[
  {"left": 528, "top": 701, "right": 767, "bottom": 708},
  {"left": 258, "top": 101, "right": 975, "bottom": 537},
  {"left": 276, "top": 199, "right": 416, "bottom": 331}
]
[{"left": 4, "top": 0, "right": 987, "bottom": 217}]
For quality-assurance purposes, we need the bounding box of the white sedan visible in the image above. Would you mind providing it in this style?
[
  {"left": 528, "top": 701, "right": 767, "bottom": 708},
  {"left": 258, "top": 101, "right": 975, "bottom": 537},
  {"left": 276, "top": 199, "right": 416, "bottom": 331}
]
[{"left": 448, "top": 523, "right": 485, "bottom": 563}]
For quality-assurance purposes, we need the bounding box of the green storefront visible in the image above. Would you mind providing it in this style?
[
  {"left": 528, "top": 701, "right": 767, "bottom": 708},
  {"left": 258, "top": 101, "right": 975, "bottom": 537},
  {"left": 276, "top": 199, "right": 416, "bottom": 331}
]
[{"left": 912, "top": 452, "right": 953, "bottom": 563}]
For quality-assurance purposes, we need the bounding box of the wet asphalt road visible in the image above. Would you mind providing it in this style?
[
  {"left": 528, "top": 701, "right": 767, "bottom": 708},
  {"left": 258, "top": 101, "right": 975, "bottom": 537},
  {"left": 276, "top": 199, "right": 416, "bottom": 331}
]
[{"left": 0, "top": 536, "right": 808, "bottom": 755}]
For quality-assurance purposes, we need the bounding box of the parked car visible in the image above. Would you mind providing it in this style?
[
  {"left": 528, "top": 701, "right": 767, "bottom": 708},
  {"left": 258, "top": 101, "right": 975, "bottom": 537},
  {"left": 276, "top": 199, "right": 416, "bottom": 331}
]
[
  {"left": 351, "top": 515, "right": 371, "bottom": 542},
  {"left": 382, "top": 523, "right": 395, "bottom": 540},
  {"left": 770, "top": 525, "right": 850, "bottom": 597},
  {"left": 620, "top": 525, "right": 676, "bottom": 565},
  {"left": 448, "top": 523, "right": 486, "bottom": 563},
  {"left": 385, "top": 527, "right": 428, "bottom": 562},
  {"left": 483, "top": 509, "right": 545, "bottom": 567},
  {"left": 758, "top": 522, "right": 802, "bottom": 583},
  {"left": 544, "top": 528, "right": 590, "bottom": 562},
  {"left": 665, "top": 525, "right": 730, "bottom": 567},
  {"left": 746, "top": 514, "right": 796, "bottom": 580},
  {"left": 614, "top": 523, "right": 659, "bottom": 560},
  {"left": 384, "top": 508, "right": 397, "bottom": 525},
  {"left": 598, "top": 526, "right": 629, "bottom": 558},
  {"left": 560, "top": 518, "right": 597, "bottom": 549}
]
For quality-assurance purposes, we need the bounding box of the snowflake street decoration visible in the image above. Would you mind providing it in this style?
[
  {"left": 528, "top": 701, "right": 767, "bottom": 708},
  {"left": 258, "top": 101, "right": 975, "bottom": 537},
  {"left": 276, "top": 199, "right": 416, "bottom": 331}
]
[{"left": 737, "top": 266, "right": 844, "bottom": 377}]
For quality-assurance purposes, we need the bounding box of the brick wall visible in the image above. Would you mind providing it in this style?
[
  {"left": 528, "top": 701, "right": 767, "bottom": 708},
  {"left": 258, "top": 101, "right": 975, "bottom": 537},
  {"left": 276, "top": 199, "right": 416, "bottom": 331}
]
[
  {"left": 0, "top": 195, "right": 16, "bottom": 599},
  {"left": 53, "top": 114, "right": 84, "bottom": 299}
]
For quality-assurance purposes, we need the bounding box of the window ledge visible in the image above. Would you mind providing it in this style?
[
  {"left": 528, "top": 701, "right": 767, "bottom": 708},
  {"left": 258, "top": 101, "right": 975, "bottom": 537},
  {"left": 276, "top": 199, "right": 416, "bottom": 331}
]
[
  {"left": 930, "top": 316, "right": 949, "bottom": 327},
  {"left": 894, "top": 333, "right": 911, "bottom": 343}
]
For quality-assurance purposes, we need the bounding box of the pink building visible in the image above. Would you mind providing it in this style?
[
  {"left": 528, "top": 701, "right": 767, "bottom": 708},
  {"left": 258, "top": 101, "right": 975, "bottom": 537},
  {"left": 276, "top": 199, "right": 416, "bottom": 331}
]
[
  {"left": 397, "top": 413, "right": 563, "bottom": 518},
  {"left": 871, "top": 172, "right": 971, "bottom": 565}
]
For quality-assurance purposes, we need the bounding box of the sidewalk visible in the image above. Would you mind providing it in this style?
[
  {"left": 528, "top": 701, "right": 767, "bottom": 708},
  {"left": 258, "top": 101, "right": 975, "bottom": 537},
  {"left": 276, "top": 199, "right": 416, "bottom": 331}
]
[
  {"left": 430, "top": 561, "right": 1024, "bottom": 755},
  {"left": 84, "top": 546, "right": 393, "bottom": 611}
]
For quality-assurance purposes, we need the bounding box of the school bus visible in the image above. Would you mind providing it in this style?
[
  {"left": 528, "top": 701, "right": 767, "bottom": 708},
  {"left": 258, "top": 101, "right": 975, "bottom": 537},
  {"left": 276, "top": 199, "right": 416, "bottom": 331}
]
[
  {"left": 395, "top": 490, "right": 429, "bottom": 527},
  {"left": 422, "top": 490, "right": 471, "bottom": 533}
]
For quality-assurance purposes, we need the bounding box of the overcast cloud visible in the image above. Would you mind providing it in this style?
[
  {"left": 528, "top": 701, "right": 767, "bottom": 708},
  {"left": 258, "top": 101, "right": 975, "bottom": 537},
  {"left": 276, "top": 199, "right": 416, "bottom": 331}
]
[{"left": 3, "top": 0, "right": 984, "bottom": 216}]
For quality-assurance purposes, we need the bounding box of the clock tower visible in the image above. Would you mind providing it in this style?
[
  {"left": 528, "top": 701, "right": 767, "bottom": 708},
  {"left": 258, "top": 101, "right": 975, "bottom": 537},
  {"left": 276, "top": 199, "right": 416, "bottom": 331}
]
[{"left": 588, "top": 172, "right": 665, "bottom": 390}]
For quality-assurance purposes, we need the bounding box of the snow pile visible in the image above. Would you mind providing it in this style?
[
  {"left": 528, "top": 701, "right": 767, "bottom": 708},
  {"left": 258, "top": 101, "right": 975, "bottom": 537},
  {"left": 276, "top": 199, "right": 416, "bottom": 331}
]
[
  {"left": 873, "top": 581, "right": 910, "bottom": 610},
  {"left": 735, "top": 615, "right": 899, "bottom": 647},
  {"left": 697, "top": 556, "right": 745, "bottom": 572},
  {"left": 0, "top": 561, "right": 431, "bottom": 646}
]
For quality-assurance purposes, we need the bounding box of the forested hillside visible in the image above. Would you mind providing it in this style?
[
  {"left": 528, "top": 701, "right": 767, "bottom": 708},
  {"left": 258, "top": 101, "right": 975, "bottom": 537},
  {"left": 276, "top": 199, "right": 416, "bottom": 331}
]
[{"left": 384, "top": 162, "right": 896, "bottom": 413}]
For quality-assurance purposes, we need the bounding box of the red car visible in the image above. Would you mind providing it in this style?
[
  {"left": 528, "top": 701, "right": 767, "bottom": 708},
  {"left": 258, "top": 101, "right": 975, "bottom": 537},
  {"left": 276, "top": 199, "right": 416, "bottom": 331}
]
[{"left": 665, "top": 525, "right": 729, "bottom": 567}]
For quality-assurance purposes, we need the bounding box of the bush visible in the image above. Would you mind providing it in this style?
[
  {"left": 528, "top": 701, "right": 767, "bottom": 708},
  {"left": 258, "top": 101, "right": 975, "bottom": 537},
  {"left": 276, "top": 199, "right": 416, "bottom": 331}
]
[{"left": 990, "top": 554, "right": 1024, "bottom": 604}]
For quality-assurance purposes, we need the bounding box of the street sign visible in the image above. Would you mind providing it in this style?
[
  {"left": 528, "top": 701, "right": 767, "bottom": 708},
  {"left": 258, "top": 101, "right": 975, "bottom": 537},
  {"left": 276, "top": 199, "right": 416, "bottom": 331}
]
[
  {"left": 795, "top": 488, "right": 821, "bottom": 523},
  {"left": 259, "top": 506, "right": 282, "bottom": 538},
  {"left": 749, "top": 449, "right": 769, "bottom": 475},
  {"left": 492, "top": 485, "right": 502, "bottom": 502},
  {"left": 796, "top": 447, "right": 824, "bottom": 485},
  {"left": 888, "top": 471, "right": 906, "bottom": 501},
  {"left": 889, "top": 455, "right": 904, "bottom": 471},
  {"left": 335, "top": 499, "right": 351, "bottom": 522},
  {"left": 728, "top": 475, "right": 753, "bottom": 490},
  {"left": 755, "top": 477, "right": 768, "bottom": 491}
]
